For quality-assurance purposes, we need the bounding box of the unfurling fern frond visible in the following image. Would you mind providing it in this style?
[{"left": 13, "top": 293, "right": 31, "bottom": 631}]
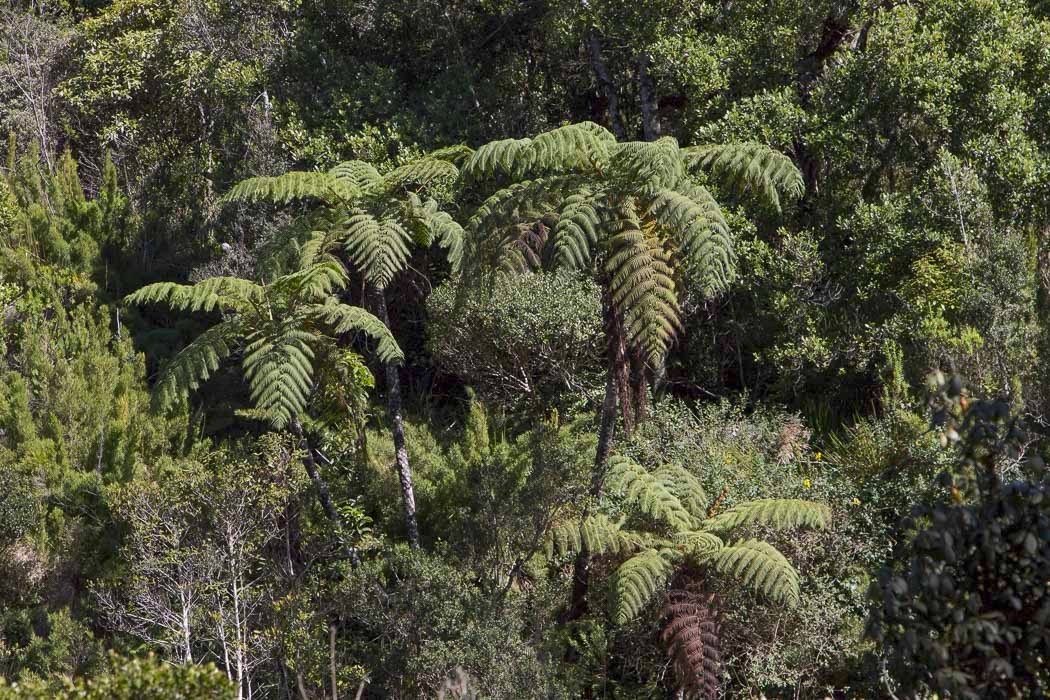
[
  {"left": 152, "top": 321, "right": 239, "bottom": 411},
  {"left": 223, "top": 171, "right": 359, "bottom": 205},
  {"left": 545, "top": 513, "right": 644, "bottom": 559},
  {"left": 683, "top": 143, "right": 804, "bottom": 212},
  {"left": 662, "top": 582, "right": 722, "bottom": 700},
  {"left": 648, "top": 185, "right": 734, "bottom": 294},
  {"left": 606, "top": 455, "right": 696, "bottom": 532},
  {"left": 604, "top": 213, "right": 682, "bottom": 365},
  {"left": 703, "top": 499, "right": 831, "bottom": 533},
  {"left": 305, "top": 301, "right": 404, "bottom": 364},
  {"left": 342, "top": 212, "right": 412, "bottom": 289},
  {"left": 328, "top": 161, "right": 382, "bottom": 190},
  {"left": 612, "top": 548, "right": 677, "bottom": 624},
  {"left": 705, "top": 539, "right": 801, "bottom": 606}
]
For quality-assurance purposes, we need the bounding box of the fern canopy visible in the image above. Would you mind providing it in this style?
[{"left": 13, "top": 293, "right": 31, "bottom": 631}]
[
  {"left": 467, "top": 122, "right": 802, "bottom": 368},
  {"left": 703, "top": 499, "right": 832, "bottom": 533},
  {"left": 125, "top": 259, "right": 401, "bottom": 430}
]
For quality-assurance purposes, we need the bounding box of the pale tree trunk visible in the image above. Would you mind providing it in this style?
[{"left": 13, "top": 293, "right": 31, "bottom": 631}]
[
  {"left": 291, "top": 419, "right": 361, "bottom": 565},
  {"left": 370, "top": 288, "right": 421, "bottom": 549}
]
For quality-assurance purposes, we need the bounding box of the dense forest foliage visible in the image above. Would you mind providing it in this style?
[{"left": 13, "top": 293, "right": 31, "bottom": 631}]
[{"left": 1, "top": 0, "right": 1050, "bottom": 697}]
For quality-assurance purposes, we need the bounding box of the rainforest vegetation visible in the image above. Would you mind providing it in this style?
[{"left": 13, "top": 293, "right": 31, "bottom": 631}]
[{"left": 1, "top": 0, "right": 1049, "bottom": 697}]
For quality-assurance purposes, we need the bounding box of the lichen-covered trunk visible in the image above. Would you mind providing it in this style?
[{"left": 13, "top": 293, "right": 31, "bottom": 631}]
[{"left": 371, "top": 288, "right": 421, "bottom": 549}]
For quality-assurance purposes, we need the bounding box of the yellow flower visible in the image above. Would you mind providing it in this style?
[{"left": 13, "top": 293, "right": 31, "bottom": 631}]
[
  {"left": 724, "top": 454, "right": 732, "bottom": 464},
  {"left": 851, "top": 497, "right": 861, "bottom": 506},
  {"left": 803, "top": 478, "right": 812, "bottom": 489},
  {"left": 815, "top": 452, "right": 822, "bottom": 461}
]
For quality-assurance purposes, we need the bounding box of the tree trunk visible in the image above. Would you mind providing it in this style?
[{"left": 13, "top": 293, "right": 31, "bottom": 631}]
[
  {"left": 638, "top": 52, "right": 660, "bottom": 142},
  {"left": 587, "top": 30, "right": 625, "bottom": 140},
  {"left": 291, "top": 420, "right": 361, "bottom": 566},
  {"left": 370, "top": 288, "right": 421, "bottom": 549}
]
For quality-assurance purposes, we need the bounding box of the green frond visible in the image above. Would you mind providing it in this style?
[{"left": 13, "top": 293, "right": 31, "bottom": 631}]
[
  {"left": 545, "top": 513, "right": 641, "bottom": 559},
  {"left": 683, "top": 143, "right": 804, "bottom": 212},
  {"left": 611, "top": 549, "right": 677, "bottom": 624},
  {"left": 552, "top": 190, "right": 602, "bottom": 270},
  {"left": 648, "top": 185, "right": 734, "bottom": 295},
  {"left": 606, "top": 455, "right": 696, "bottom": 532},
  {"left": 305, "top": 300, "right": 404, "bottom": 364},
  {"left": 125, "top": 278, "right": 263, "bottom": 314},
  {"left": 342, "top": 211, "right": 412, "bottom": 289},
  {"left": 705, "top": 539, "right": 801, "bottom": 607},
  {"left": 152, "top": 321, "right": 239, "bottom": 411},
  {"left": 463, "top": 137, "right": 534, "bottom": 180},
  {"left": 464, "top": 122, "right": 613, "bottom": 180},
  {"left": 425, "top": 208, "right": 466, "bottom": 273},
  {"left": 222, "top": 171, "right": 359, "bottom": 205},
  {"left": 428, "top": 144, "right": 475, "bottom": 165},
  {"left": 270, "top": 260, "right": 348, "bottom": 303},
  {"left": 652, "top": 464, "right": 709, "bottom": 520},
  {"left": 702, "top": 499, "right": 832, "bottom": 533},
  {"left": 242, "top": 327, "right": 317, "bottom": 429},
  {"left": 671, "top": 530, "right": 725, "bottom": 557},
  {"left": 380, "top": 157, "right": 460, "bottom": 194},
  {"left": 610, "top": 138, "right": 684, "bottom": 195},
  {"left": 328, "top": 160, "right": 382, "bottom": 190},
  {"left": 604, "top": 213, "right": 682, "bottom": 365}
]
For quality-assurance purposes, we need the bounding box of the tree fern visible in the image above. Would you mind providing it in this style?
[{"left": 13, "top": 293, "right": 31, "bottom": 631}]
[
  {"left": 341, "top": 212, "right": 413, "bottom": 289},
  {"left": 329, "top": 160, "right": 382, "bottom": 190},
  {"left": 125, "top": 260, "right": 400, "bottom": 430},
  {"left": 703, "top": 499, "right": 832, "bottom": 533},
  {"left": 545, "top": 513, "right": 648, "bottom": 559}
]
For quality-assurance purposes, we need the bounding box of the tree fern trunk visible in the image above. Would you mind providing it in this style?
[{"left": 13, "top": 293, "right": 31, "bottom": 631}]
[
  {"left": 638, "top": 52, "right": 660, "bottom": 142},
  {"left": 291, "top": 420, "right": 360, "bottom": 566},
  {"left": 371, "top": 288, "right": 421, "bottom": 549}
]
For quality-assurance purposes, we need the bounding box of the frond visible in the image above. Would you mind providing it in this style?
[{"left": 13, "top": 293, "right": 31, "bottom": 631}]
[
  {"left": 610, "top": 138, "right": 685, "bottom": 195},
  {"left": 328, "top": 161, "right": 382, "bottom": 190},
  {"left": 305, "top": 300, "right": 404, "bottom": 364},
  {"left": 380, "top": 157, "right": 459, "bottom": 195},
  {"left": 671, "top": 531, "right": 725, "bottom": 558},
  {"left": 545, "top": 513, "right": 645, "bottom": 559},
  {"left": 152, "top": 321, "right": 239, "bottom": 411},
  {"left": 270, "top": 260, "right": 348, "bottom": 303},
  {"left": 425, "top": 208, "right": 466, "bottom": 273},
  {"left": 611, "top": 549, "right": 677, "bottom": 624},
  {"left": 604, "top": 212, "right": 682, "bottom": 365},
  {"left": 463, "top": 122, "right": 613, "bottom": 180},
  {"left": 606, "top": 455, "right": 696, "bottom": 532},
  {"left": 429, "top": 144, "right": 475, "bottom": 165},
  {"left": 703, "top": 499, "right": 831, "bottom": 533},
  {"left": 662, "top": 583, "right": 722, "bottom": 700},
  {"left": 683, "top": 143, "right": 804, "bottom": 211},
  {"left": 342, "top": 211, "right": 412, "bottom": 289},
  {"left": 242, "top": 325, "right": 317, "bottom": 429},
  {"left": 704, "top": 539, "right": 801, "bottom": 607},
  {"left": 648, "top": 185, "right": 734, "bottom": 295},
  {"left": 552, "top": 189, "right": 602, "bottom": 270},
  {"left": 125, "top": 278, "right": 262, "bottom": 313},
  {"left": 222, "top": 171, "right": 359, "bottom": 206},
  {"left": 463, "top": 136, "right": 534, "bottom": 180},
  {"left": 652, "top": 464, "right": 709, "bottom": 521}
]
